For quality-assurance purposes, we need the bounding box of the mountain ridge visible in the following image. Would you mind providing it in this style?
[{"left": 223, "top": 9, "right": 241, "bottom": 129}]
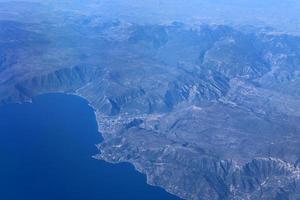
[{"left": 1, "top": 18, "right": 300, "bottom": 199}]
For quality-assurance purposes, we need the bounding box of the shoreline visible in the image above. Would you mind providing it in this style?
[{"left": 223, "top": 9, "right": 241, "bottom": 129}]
[{"left": 2, "top": 91, "right": 183, "bottom": 200}]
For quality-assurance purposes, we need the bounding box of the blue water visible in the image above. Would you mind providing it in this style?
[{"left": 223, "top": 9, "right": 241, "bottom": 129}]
[{"left": 0, "top": 93, "right": 179, "bottom": 200}]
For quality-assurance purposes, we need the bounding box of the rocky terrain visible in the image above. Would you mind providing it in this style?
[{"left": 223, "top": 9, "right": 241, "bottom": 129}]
[{"left": 1, "top": 1, "right": 300, "bottom": 199}]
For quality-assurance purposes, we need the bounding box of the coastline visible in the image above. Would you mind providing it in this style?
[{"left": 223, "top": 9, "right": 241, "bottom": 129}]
[{"left": 4, "top": 91, "right": 182, "bottom": 199}]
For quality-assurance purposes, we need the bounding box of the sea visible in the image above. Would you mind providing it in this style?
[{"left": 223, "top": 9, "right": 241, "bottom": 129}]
[{"left": 0, "top": 93, "right": 180, "bottom": 200}]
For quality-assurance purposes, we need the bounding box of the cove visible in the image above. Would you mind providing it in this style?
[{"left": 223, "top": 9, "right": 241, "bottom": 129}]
[{"left": 0, "top": 93, "right": 180, "bottom": 200}]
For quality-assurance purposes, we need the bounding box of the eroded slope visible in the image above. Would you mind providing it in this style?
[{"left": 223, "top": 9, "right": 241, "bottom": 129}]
[{"left": 1, "top": 9, "right": 300, "bottom": 199}]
